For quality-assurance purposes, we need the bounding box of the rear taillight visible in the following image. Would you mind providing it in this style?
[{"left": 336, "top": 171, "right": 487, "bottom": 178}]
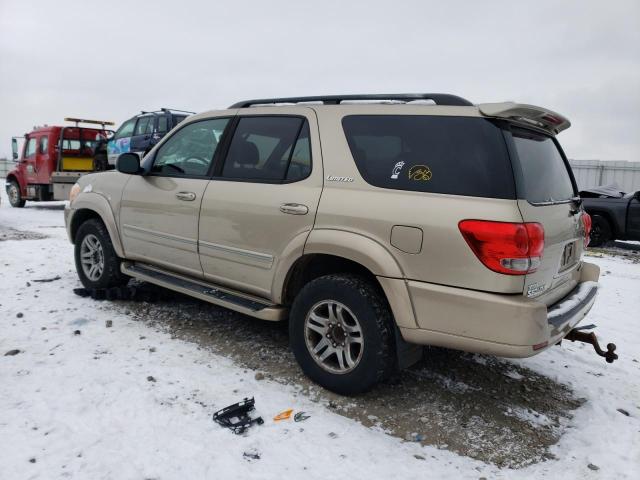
[
  {"left": 581, "top": 212, "right": 592, "bottom": 248},
  {"left": 458, "top": 220, "right": 545, "bottom": 275}
]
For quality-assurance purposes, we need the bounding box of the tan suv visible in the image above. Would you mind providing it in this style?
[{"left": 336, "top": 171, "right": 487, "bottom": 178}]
[{"left": 65, "top": 93, "right": 602, "bottom": 394}]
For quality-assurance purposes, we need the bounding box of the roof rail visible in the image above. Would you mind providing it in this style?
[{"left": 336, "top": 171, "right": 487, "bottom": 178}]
[
  {"left": 229, "top": 93, "right": 473, "bottom": 109},
  {"left": 139, "top": 108, "right": 195, "bottom": 115}
]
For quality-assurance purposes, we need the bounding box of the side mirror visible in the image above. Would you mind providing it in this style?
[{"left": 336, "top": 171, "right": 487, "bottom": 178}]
[
  {"left": 11, "top": 138, "right": 18, "bottom": 161},
  {"left": 116, "top": 153, "right": 142, "bottom": 175}
]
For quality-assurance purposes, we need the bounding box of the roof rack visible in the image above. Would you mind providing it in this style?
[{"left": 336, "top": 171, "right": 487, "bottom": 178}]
[
  {"left": 139, "top": 108, "right": 195, "bottom": 115},
  {"left": 64, "top": 117, "right": 115, "bottom": 127},
  {"left": 229, "top": 93, "right": 473, "bottom": 109}
]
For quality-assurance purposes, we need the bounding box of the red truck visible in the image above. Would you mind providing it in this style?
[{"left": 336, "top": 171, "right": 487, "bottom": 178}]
[{"left": 6, "top": 118, "right": 114, "bottom": 207}]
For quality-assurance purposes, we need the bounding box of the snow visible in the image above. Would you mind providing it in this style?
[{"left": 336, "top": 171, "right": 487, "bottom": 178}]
[{"left": 1, "top": 188, "right": 639, "bottom": 479}]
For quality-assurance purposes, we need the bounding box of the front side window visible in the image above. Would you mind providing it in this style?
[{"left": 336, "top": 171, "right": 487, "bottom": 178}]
[
  {"left": 221, "top": 116, "right": 310, "bottom": 182},
  {"left": 39, "top": 136, "right": 48, "bottom": 154},
  {"left": 114, "top": 118, "right": 136, "bottom": 140},
  {"left": 134, "top": 116, "right": 154, "bottom": 135},
  {"left": 342, "top": 115, "right": 515, "bottom": 199},
  {"left": 151, "top": 118, "right": 229, "bottom": 177},
  {"left": 25, "top": 138, "right": 37, "bottom": 157},
  {"left": 511, "top": 128, "right": 575, "bottom": 203}
]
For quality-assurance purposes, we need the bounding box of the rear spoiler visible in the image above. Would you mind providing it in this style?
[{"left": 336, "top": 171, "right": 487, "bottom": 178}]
[{"left": 478, "top": 102, "right": 570, "bottom": 135}]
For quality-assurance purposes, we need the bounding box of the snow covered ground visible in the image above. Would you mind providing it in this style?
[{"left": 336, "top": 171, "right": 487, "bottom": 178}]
[{"left": 1, "top": 189, "right": 639, "bottom": 480}]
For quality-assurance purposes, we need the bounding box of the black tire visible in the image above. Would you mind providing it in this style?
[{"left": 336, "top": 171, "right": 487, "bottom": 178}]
[
  {"left": 7, "top": 181, "right": 26, "bottom": 208},
  {"left": 74, "top": 218, "right": 129, "bottom": 289},
  {"left": 589, "top": 214, "right": 612, "bottom": 247},
  {"left": 289, "top": 274, "right": 395, "bottom": 395}
]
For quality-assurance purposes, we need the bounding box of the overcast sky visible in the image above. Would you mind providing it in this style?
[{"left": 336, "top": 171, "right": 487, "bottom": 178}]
[{"left": 1, "top": 0, "right": 638, "bottom": 160}]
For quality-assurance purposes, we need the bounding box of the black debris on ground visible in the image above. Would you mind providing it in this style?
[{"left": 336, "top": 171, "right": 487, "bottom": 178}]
[{"left": 4, "top": 349, "right": 21, "bottom": 356}]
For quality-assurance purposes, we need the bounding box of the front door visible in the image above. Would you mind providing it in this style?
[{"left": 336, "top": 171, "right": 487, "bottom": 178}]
[
  {"left": 23, "top": 136, "right": 38, "bottom": 184},
  {"left": 119, "top": 117, "right": 231, "bottom": 277},
  {"left": 198, "top": 110, "right": 322, "bottom": 298}
]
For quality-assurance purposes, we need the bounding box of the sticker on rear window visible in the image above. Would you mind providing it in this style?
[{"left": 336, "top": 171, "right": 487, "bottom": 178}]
[
  {"left": 390, "top": 161, "right": 405, "bottom": 179},
  {"left": 408, "top": 165, "right": 432, "bottom": 181}
]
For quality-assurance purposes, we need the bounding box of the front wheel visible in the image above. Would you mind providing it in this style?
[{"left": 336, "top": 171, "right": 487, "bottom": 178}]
[
  {"left": 7, "top": 181, "right": 26, "bottom": 208},
  {"left": 289, "top": 274, "right": 395, "bottom": 395},
  {"left": 74, "top": 218, "right": 129, "bottom": 289}
]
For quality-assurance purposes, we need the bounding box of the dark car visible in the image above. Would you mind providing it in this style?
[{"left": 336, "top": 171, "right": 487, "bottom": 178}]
[
  {"left": 106, "top": 108, "right": 193, "bottom": 167},
  {"left": 580, "top": 184, "right": 640, "bottom": 246}
]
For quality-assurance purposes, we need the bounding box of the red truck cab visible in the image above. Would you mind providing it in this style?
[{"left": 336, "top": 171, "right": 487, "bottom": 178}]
[{"left": 6, "top": 118, "right": 114, "bottom": 207}]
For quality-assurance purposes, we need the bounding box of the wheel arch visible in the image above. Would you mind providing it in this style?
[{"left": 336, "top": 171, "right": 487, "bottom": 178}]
[
  {"left": 68, "top": 193, "right": 124, "bottom": 257},
  {"left": 587, "top": 209, "right": 618, "bottom": 237}
]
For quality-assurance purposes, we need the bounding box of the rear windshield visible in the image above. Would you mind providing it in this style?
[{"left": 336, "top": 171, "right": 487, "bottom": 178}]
[
  {"left": 342, "top": 115, "right": 515, "bottom": 199},
  {"left": 511, "top": 128, "right": 575, "bottom": 203}
]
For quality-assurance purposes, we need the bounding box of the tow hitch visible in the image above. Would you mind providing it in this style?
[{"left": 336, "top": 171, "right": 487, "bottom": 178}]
[{"left": 565, "top": 325, "right": 618, "bottom": 363}]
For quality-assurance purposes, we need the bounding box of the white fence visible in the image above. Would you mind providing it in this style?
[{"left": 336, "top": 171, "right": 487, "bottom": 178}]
[
  {"left": 569, "top": 160, "right": 640, "bottom": 193},
  {"left": 0, "top": 158, "right": 10, "bottom": 178}
]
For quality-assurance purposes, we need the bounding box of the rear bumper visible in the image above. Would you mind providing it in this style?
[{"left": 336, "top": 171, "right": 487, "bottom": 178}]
[{"left": 399, "top": 261, "right": 600, "bottom": 358}]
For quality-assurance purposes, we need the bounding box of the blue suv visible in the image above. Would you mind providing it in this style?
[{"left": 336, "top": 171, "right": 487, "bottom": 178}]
[{"left": 107, "top": 108, "right": 192, "bottom": 166}]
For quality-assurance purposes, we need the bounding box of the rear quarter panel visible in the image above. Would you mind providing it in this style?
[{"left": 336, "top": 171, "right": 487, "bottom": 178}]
[{"left": 312, "top": 106, "right": 525, "bottom": 293}]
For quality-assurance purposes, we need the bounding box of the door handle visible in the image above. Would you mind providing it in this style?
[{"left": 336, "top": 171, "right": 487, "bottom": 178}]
[
  {"left": 280, "top": 203, "right": 309, "bottom": 215},
  {"left": 176, "top": 191, "right": 196, "bottom": 201}
]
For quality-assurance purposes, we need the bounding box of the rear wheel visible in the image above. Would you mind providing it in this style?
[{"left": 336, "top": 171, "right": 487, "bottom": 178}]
[
  {"left": 289, "top": 274, "right": 395, "bottom": 395},
  {"left": 74, "top": 218, "right": 129, "bottom": 289},
  {"left": 7, "top": 181, "right": 25, "bottom": 208},
  {"left": 589, "top": 214, "right": 612, "bottom": 247}
]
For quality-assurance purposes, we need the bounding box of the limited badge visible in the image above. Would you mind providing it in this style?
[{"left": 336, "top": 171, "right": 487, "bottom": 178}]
[
  {"left": 408, "top": 165, "right": 432, "bottom": 181},
  {"left": 390, "top": 161, "right": 405, "bottom": 179}
]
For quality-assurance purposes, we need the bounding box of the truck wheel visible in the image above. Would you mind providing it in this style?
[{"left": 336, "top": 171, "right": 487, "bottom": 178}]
[
  {"left": 589, "top": 214, "right": 612, "bottom": 247},
  {"left": 74, "top": 218, "right": 129, "bottom": 289},
  {"left": 7, "top": 181, "right": 26, "bottom": 208},
  {"left": 289, "top": 274, "right": 395, "bottom": 395}
]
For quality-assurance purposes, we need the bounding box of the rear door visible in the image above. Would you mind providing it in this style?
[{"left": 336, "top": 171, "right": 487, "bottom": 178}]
[
  {"left": 507, "top": 127, "right": 584, "bottom": 304},
  {"left": 198, "top": 110, "right": 321, "bottom": 298}
]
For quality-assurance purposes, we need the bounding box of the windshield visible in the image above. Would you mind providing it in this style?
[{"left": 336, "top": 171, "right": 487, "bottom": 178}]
[{"left": 511, "top": 128, "right": 575, "bottom": 203}]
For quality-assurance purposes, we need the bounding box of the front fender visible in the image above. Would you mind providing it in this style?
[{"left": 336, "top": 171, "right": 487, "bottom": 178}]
[{"left": 67, "top": 192, "right": 125, "bottom": 257}]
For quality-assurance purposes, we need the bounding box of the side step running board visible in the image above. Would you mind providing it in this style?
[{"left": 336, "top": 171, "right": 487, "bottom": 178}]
[{"left": 121, "top": 262, "right": 287, "bottom": 321}]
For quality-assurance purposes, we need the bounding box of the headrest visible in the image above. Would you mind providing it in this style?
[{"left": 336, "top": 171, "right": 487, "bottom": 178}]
[{"left": 230, "top": 140, "right": 259, "bottom": 166}]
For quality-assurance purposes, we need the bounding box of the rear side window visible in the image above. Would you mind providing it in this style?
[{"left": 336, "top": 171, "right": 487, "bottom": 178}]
[
  {"left": 157, "top": 116, "right": 168, "bottom": 133},
  {"left": 342, "top": 115, "right": 515, "bottom": 199},
  {"left": 172, "top": 115, "right": 186, "bottom": 127},
  {"left": 39, "top": 136, "right": 48, "bottom": 154},
  {"left": 510, "top": 128, "right": 575, "bottom": 203},
  {"left": 221, "top": 116, "right": 310, "bottom": 182}
]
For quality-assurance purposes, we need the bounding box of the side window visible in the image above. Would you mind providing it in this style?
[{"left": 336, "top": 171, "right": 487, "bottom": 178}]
[
  {"left": 342, "top": 115, "right": 515, "bottom": 199},
  {"left": 286, "top": 122, "right": 311, "bottom": 181},
  {"left": 157, "top": 116, "right": 168, "bottom": 133},
  {"left": 39, "top": 136, "right": 49, "bottom": 155},
  {"left": 134, "top": 116, "right": 154, "bottom": 135},
  {"left": 221, "top": 116, "right": 310, "bottom": 182},
  {"left": 25, "top": 138, "right": 37, "bottom": 158},
  {"left": 172, "top": 115, "right": 186, "bottom": 128},
  {"left": 151, "top": 118, "right": 229, "bottom": 177},
  {"left": 114, "top": 118, "right": 136, "bottom": 140}
]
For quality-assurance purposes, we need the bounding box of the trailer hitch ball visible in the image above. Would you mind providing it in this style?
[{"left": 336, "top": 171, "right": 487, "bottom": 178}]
[{"left": 565, "top": 329, "right": 618, "bottom": 363}]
